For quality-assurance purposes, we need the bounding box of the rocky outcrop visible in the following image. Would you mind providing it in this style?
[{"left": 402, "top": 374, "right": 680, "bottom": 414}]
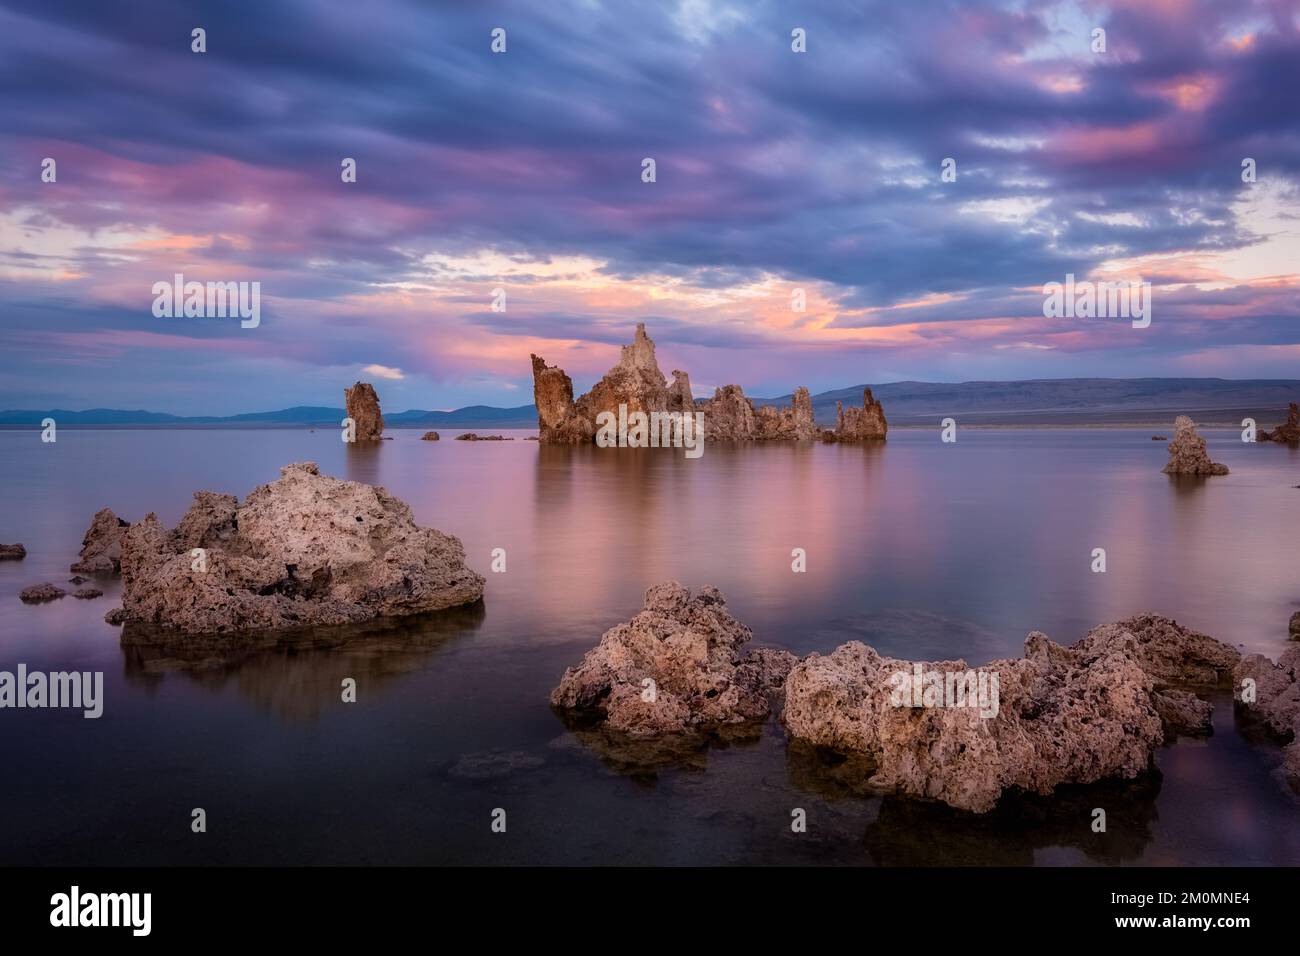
[
  {"left": 1290, "top": 611, "right": 1300, "bottom": 640},
  {"left": 0, "top": 543, "right": 25, "bottom": 560},
  {"left": 420, "top": 431, "right": 440, "bottom": 441},
  {"left": 781, "top": 614, "right": 1237, "bottom": 813},
  {"left": 1162, "top": 415, "right": 1228, "bottom": 475},
  {"left": 454, "top": 433, "right": 513, "bottom": 441},
  {"left": 667, "top": 370, "right": 694, "bottom": 413},
  {"left": 550, "top": 582, "right": 795, "bottom": 738},
  {"left": 699, "top": 384, "right": 758, "bottom": 440},
  {"left": 823, "top": 388, "right": 888, "bottom": 441},
  {"left": 343, "top": 382, "right": 384, "bottom": 441},
  {"left": 530, "top": 355, "right": 592, "bottom": 444},
  {"left": 70, "top": 508, "right": 131, "bottom": 574},
  {"left": 531, "top": 324, "right": 843, "bottom": 444},
  {"left": 116, "top": 462, "right": 484, "bottom": 634},
  {"left": 1234, "top": 646, "right": 1300, "bottom": 786},
  {"left": 1258, "top": 403, "right": 1300, "bottom": 443},
  {"left": 754, "top": 386, "right": 819, "bottom": 440},
  {"left": 20, "top": 583, "right": 66, "bottom": 603}
]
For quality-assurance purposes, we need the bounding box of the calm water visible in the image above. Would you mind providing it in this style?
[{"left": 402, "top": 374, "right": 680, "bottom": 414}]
[{"left": 0, "top": 427, "right": 1297, "bottom": 865}]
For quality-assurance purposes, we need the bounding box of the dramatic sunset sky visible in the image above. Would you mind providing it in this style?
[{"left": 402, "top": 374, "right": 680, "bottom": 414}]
[{"left": 1, "top": 0, "right": 1297, "bottom": 414}]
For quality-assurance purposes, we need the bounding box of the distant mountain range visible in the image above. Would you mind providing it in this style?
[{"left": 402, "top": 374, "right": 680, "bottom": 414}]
[{"left": 2, "top": 378, "right": 1298, "bottom": 428}]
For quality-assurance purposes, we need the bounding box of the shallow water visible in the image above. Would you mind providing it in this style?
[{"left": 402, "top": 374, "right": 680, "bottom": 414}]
[{"left": 0, "top": 427, "right": 1297, "bottom": 865}]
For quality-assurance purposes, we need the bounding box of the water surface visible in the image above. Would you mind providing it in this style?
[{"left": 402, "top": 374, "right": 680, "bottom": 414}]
[{"left": 1, "top": 427, "right": 1297, "bottom": 865}]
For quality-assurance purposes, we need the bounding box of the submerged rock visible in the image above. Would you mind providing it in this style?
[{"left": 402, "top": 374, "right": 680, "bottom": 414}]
[
  {"left": 70, "top": 508, "right": 131, "bottom": 574},
  {"left": 420, "top": 431, "right": 440, "bottom": 441},
  {"left": 0, "top": 543, "right": 25, "bottom": 561},
  {"left": 781, "top": 614, "right": 1236, "bottom": 813},
  {"left": 73, "top": 587, "right": 104, "bottom": 600},
  {"left": 1258, "top": 403, "right": 1300, "bottom": 444},
  {"left": 117, "top": 461, "right": 484, "bottom": 634},
  {"left": 550, "top": 582, "right": 794, "bottom": 738},
  {"left": 20, "top": 583, "right": 66, "bottom": 603},
  {"left": 1162, "top": 415, "right": 1228, "bottom": 475},
  {"left": 343, "top": 381, "right": 384, "bottom": 441}
]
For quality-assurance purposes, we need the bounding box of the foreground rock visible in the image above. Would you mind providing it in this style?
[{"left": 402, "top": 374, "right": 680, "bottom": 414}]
[
  {"left": 782, "top": 614, "right": 1236, "bottom": 813},
  {"left": 70, "top": 508, "right": 130, "bottom": 573},
  {"left": 117, "top": 462, "right": 484, "bottom": 634},
  {"left": 531, "top": 324, "right": 867, "bottom": 444},
  {"left": 1258, "top": 403, "right": 1300, "bottom": 443},
  {"left": 420, "top": 431, "right": 440, "bottom": 441},
  {"left": 1234, "top": 647, "right": 1300, "bottom": 786},
  {"left": 551, "top": 582, "right": 796, "bottom": 738},
  {"left": 1162, "top": 415, "right": 1228, "bottom": 475},
  {"left": 20, "top": 583, "right": 66, "bottom": 603},
  {"left": 343, "top": 381, "right": 384, "bottom": 440},
  {"left": 0, "top": 543, "right": 25, "bottom": 561}
]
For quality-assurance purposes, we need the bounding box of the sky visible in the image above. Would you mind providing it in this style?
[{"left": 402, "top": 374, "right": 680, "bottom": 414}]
[{"left": 1, "top": 0, "right": 1298, "bottom": 415}]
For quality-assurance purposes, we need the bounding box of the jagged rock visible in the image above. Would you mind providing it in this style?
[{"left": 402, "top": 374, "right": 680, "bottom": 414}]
[
  {"left": 68, "top": 575, "right": 87, "bottom": 585},
  {"left": 530, "top": 355, "right": 592, "bottom": 443},
  {"left": 20, "top": 583, "right": 66, "bottom": 603},
  {"left": 73, "top": 587, "right": 103, "bottom": 600},
  {"left": 117, "top": 461, "right": 484, "bottom": 634},
  {"left": 1162, "top": 416, "right": 1228, "bottom": 475},
  {"left": 1258, "top": 403, "right": 1300, "bottom": 443},
  {"left": 754, "top": 386, "right": 819, "bottom": 440},
  {"left": 1290, "top": 611, "right": 1300, "bottom": 640},
  {"left": 1234, "top": 646, "right": 1300, "bottom": 786},
  {"left": 550, "top": 582, "right": 788, "bottom": 737},
  {"left": 170, "top": 492, "right": 238, "bottom": 552},
  {"left": 420, "top": 431, "right": 440, "bottom": 441},
  {"left": 667, "top": 370, "right": 694, "bottom": 413},
  {"left": 104, "top": 607, "right": 126, "bottom": 625},
  {"left": 1074, "top": 613, "right": 1239, "bottom": 687},
  {"left": 1152, "top": 688, "right": 1214, "bottom": 736},
  {"left": 700, "top": 384, "right": 758, "bottom": 440},
  {"left": 454, "top": 433, "right": 513, "bottom": 441},
  {"left": 343, "top": 381, "right": 384, "bottom": 441},
  {"left": 0, "top": 543, "right": 25, "bottom": 561},
  {"left": 823, "top": 388, "right": 888, "bottom": 441},
  {"left": 781, "top": 614, "right": 1236, "bottom": 813},
  {"left": 782, "top": 635, "right": 1159, "bottom": 813},
  {"left": 531, "top": 324, "right": 832, "bottom": 444},
  {"left": 70, "top": 508, "right": 131, "bottom": 574}
]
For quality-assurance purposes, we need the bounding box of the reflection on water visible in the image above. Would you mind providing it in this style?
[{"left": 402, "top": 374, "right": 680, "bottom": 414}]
[
  {"left": 0, "top": 427, "right": 1297, "bottom": 865},
  {"left": 119, "top": 604, "right": 485, "bottom": 721}
]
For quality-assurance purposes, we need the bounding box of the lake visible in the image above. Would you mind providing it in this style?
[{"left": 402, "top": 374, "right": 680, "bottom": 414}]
[{"left": 1, "top": 426, "right": 1297, "bottom": 865}]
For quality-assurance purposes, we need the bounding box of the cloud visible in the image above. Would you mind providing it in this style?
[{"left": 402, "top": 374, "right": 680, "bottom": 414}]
[
  {"left": 0, "top": 0, "right": 1296, "bottom": 413},
  {"left": 361, "top": 364, "right": 404, "bottom": 380}
]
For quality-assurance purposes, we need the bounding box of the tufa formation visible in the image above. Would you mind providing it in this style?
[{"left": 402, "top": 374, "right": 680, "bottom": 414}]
[{"left": 531, "top": 324, "right": 886, "bottom": 444}]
